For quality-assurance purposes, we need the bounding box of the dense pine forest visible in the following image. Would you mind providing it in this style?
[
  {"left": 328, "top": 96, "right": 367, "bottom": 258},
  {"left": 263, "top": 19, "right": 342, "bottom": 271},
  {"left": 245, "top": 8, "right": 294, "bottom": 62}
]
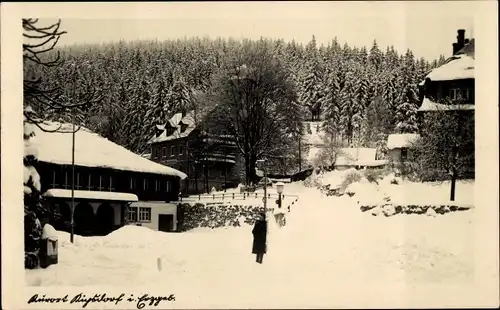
[{"left": 23, "top": 35, "right": 447, "bottom": 161}]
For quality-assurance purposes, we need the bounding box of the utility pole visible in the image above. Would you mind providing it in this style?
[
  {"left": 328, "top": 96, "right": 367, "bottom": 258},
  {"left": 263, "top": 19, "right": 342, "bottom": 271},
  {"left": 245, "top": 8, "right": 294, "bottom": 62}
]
[{"left": 70, "top": 64, "right": 76, "bottom": 243}]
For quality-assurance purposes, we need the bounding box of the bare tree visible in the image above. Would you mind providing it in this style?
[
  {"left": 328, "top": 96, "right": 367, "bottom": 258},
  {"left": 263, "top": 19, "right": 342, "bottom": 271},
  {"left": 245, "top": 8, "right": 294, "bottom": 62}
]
[
  {"left": 206, "top": 40, "right": 300, "bottom": 185},
  {"left": 311, "top": 133, "right": 350, "bottom": 170},
  {"left": 23, "top": 18, "right": 101, "bottom": 131}
]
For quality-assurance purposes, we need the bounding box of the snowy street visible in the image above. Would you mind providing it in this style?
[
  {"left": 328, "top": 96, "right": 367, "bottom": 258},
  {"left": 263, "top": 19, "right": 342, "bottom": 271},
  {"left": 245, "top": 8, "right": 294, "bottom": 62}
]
[{"left": 25, "top": 181, "right": 484, "bottom": 308}]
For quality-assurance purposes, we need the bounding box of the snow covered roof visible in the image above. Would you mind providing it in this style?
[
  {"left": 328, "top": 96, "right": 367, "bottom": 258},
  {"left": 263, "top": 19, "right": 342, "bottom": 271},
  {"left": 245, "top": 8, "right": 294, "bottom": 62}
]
[
  {"left": 358, "top": 159, "right": 388, "bottom": 167},
  {"left": 424, "top": 54, "right": 474, "bottom": 82},
  {"left": 387, "top": 133, "right": 421, "bottom": 150},
  {"left": 418, "top": 97, "right": 475, "bottom": 112},
  {"left": 130, "top": 201, "right": 177, "bottom": 208},
  {"left": 168, "top": 113, "right": 183, "bottom": 127},
  {"left": 33, "top": 122, "right": 187, "bottom": 179},
  {"left": 336, "top": 148, "right": 376, "bottom": 165},
  {"left": 43, "top": 189, "right": 139, "bottom": 202},
  {"left": 149, "top": 110, "right": 199, "bottom": 144}
]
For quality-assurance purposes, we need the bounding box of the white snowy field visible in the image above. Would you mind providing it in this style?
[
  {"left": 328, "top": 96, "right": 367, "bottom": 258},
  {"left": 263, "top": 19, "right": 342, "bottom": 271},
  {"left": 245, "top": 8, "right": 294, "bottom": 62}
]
[{"left": 25, "top": 180, "right": 496, "bottom": 308}]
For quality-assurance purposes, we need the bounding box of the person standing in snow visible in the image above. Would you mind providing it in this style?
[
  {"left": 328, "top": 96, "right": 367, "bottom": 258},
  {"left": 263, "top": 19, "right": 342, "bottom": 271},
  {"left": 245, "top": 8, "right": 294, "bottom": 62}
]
[{"left": 252, "top": 212, "right": 267, "bottom": 264}]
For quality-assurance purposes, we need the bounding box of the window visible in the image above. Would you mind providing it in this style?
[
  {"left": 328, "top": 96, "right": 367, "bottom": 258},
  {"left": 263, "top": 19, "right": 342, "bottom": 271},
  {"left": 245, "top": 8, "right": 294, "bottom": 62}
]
[
  {"left": 75, "top": 173, "right": 83, "bottom": 190},
  {"left": 449, "top": 88, "right": 471, "bottom": 101},
  {"left": 63, "top": 171, "right": 69, "bottom": 189},
  {"left": 51, "top": 170, "right": 59, "bottom": 188},
  {"left": 155, "top": 147, "right": 161, "bottom": 158},
  {"left": 143, "top": 178, "right": 149, "bottom": 191},
  {"left": 165, "top": 180, "right": 172, "bottom": 192},
  {"left": 401, "top": 148, "right": 408, "bottom": 161},
  {"left": 155, "top": 180, "right": 160, "bottom": 191},
  {"left": 220, "top": 168, "right": 226, "bottom": 178},
  {"left": 109, "top": 176, "right": 115, "bottom": 192},
  {"left": 98, "top": 175, "right": 105, "bottom": 191},
  {"left": 138, "top": 207, "right": 151, "bottom": 222},
  {"left": 179, "top": 145, "right": 184, "bottom": 155},
  {"left": 87, "top": 173, "right": 93, "bottom": 190},
  {"left": 162, "top": 147, "right": 166, "bottom": 158},
  {"left": 463, "top": 88, "right": 471, "bottom": 101},
  {"left": 129, "top": 177, "right": 136, "bottom": 190},
  {"left": 128, "top": 207, "right": 138, "bottom": 222},
  {"left": 166, "top": 127, "right": 175, "bottom": 136},
  {"left": 170, "top": 146, "right": 176, "bottom": 157}
]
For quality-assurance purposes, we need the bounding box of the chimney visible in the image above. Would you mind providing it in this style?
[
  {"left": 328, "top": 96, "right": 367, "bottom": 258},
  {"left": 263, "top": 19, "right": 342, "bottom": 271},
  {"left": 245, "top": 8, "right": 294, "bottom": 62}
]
[
  {"left": 457, "top": 29, "right": 466, "bottom": 47},
  {"left": 453, "top": 29, "right": 466, "bottom": 54}
]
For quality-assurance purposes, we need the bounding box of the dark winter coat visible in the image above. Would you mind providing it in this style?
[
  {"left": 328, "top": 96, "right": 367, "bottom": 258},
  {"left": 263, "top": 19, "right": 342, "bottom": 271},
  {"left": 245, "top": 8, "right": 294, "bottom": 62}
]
[{"left": 252, "top": 219, "right": 267, "bottom": 254}]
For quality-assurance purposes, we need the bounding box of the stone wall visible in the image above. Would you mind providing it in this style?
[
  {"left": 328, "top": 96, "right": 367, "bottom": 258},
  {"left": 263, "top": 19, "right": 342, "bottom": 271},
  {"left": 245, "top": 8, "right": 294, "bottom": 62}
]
[
  {"left": 360, "top": 203, "right": 473, "bottom": 217},
  {"left": 177, "top": 203, "right": 265, "bottom": 231}
]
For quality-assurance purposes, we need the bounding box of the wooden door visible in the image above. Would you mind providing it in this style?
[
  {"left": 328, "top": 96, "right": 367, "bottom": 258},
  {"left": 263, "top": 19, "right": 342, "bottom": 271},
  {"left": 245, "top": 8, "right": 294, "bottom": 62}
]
[{"left": 158, "top": 214, "right": 174, "bottom": 232}]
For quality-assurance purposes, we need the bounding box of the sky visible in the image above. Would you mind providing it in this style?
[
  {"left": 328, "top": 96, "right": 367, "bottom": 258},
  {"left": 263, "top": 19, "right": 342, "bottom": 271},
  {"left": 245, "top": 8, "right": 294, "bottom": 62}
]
[{"left": 40, "top": 1, "right": 477, "bottom": 61}]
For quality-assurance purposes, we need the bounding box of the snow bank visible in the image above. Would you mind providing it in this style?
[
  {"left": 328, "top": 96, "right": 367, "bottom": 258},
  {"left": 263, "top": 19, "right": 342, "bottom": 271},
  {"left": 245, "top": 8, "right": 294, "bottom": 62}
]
[
  {"left": 24, "top": 178, "right": 484, "bottom": 308},
  {"left": 321, "top": 168, "right": 362, "bottom": 190}
]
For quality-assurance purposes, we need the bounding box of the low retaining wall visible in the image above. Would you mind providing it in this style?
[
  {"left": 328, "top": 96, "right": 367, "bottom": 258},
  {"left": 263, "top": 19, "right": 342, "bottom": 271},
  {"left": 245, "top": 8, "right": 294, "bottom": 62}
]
[
  {"left": 177, "top": 203, "right": 265, "bottom": 231},
  {"left": 360, "top": 204, "right": 473, "bottom": 217}
]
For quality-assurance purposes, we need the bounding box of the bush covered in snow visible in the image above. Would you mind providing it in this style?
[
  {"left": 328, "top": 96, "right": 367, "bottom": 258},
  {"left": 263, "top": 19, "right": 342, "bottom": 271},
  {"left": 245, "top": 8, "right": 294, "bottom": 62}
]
[
  {"left": 363, "top": 168, "right": 391, "bottom": 184},
  {"left": 338, "top": 169, "right": 363, "bottom": 191},
  {"left": 303, "top": 167, "right": 324, "bottom": 188}
]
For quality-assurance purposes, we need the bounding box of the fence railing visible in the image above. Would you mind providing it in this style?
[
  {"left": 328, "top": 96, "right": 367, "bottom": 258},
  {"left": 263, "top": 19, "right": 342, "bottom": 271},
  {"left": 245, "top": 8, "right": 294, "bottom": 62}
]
[{"left": 178, "top": 192, "right": 299, "bottom": 202}]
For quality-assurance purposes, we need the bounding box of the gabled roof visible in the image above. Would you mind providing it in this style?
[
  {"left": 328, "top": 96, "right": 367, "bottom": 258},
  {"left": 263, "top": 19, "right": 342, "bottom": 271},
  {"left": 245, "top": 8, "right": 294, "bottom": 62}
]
[
  {"left": 33, "top": 121, "right": 187, "bottom": 179},
  {"left": 167, "top": 113, "right": 183, "bottom": 128},
  {"left": 149, "top": 110, "right": 199, "bottom": 144},
  {"left": 422, "top": 39, "right": 475, "bottom": 82}
]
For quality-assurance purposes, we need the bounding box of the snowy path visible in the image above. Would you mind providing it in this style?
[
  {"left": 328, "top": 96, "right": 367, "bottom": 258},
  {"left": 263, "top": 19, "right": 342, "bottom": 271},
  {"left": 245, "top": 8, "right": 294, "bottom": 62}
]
[{"left": 26, "top": 182, "right": 479, "bottom": 308}]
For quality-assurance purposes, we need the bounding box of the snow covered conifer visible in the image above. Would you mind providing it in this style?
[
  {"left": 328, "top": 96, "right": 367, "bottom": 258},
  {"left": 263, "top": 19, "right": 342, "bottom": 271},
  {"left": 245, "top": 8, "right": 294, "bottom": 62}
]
[{"left": 394, "top": 101, "right": 419, "bottom": 133}]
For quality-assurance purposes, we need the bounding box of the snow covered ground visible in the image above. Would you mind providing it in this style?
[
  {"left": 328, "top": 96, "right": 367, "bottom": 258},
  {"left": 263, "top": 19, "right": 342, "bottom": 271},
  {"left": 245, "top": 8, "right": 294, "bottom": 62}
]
[{"left": 25, "top": 179, "right": 496, "bottom": 308}]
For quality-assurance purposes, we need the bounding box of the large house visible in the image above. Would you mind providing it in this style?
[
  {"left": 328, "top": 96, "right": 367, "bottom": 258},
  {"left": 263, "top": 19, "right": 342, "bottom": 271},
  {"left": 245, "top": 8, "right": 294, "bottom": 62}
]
[
  {"left": 33, "top": 122, "right": 187, "bottom": 236},
  {"left": 418, "top": 29, "right": 475, "bottom": 116},
  {"left": 148, "top": 111, "right": 242, "bottom": 194},
  {"left": 416, "top": 28, "right": 475, "bottom": 175}
]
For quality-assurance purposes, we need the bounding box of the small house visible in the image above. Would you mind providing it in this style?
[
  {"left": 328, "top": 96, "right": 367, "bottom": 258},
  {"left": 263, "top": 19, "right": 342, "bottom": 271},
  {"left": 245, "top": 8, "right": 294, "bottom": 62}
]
[
  {"left": 387, "top": 133, "right": 421, "bottom": 170},
  {"left": 33, "top": 122, "right": 187, "bottom": 235}
]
